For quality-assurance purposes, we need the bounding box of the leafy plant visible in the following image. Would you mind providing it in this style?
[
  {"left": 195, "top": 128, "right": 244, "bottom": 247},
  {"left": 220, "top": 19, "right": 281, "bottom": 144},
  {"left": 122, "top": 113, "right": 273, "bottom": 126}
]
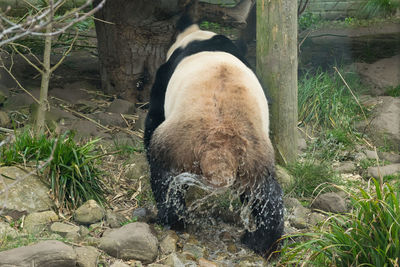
[
  {"left": 298, "top": 12, "right": 322, "bottom": 31},
  {"left": 0, "top": 130, "right": 105, "bottom": 210},
  {"left": 279, "top": 179, "right": 400, "bottom": 266},
  {"left": 286, "top": 161, "right": 340, "bottom": 198},
  {"left": 359, "top": 0, "right": 400, "bottom": 18},
  {"left": 385, "top": 85, "right": 400, "bottom": 97}
]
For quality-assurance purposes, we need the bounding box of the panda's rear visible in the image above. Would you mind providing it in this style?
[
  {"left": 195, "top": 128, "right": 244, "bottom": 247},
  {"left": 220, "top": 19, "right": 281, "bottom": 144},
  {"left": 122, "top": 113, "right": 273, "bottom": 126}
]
[{"left": 144, "top": 20, "right": 284, "bottom": 257}]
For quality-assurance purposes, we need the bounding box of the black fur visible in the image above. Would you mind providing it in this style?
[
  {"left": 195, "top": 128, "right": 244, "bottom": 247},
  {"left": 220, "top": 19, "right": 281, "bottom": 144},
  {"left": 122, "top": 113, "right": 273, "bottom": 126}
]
[
  {"left": 176, "top": 13, "right": 194, "bottom": 33},
  {"left": 241, "top": 175, "right": 284, "bottom": 256}
]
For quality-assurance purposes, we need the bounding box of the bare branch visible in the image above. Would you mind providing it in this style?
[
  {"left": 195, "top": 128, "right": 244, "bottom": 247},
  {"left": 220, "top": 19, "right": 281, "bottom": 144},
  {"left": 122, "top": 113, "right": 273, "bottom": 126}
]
[{"left": 0, "top": 0, "right": 106, "bottom": 47}]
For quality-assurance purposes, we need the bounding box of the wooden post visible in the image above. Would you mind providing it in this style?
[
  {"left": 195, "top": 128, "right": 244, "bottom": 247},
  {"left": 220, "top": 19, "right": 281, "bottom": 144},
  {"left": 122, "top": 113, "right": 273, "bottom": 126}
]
[{"left": 256, "top": 0, "right": 298, "bottom": 164}]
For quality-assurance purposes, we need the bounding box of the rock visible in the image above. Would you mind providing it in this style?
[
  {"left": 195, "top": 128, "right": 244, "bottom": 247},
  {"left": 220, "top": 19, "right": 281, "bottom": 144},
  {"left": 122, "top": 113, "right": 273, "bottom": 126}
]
[
  {"left": 50, "top": 222, "right": 80, "bottom": 237},
  {"left": 74, "top": 246, "right": 100, "bottom": 267},
  {"left": 354, "top": 152, "right": 367, "bottom": 161},
  {"left": 148, "top": 264, "right": 168, "bottom": 267},
  {"left": 71, "top": 120, "right": 99, "bottom": 138},
  {"left": 334, "top": 161, "right": 356, "bottom": 173},
  {"left": 284, "top": 197, "right": 302, "bottom": 210},
  {"left": 91, "top": 112, "right": 126, "bottom": 127},
  {"left": 198, "top": 258, "right": 218, "bottom": 267},
  {"left": 276, "top": 165, "right": 294, "bottom": 190},
  {"left": 378, "top": 152, "right": 400, "bottom": 163},
  {"left": 74, "top": 200, "right": 104, "bottom": 225},
  {"left": 289, "top": 206, "right": 310, "bottom": 229},
  {"left": 0, "top": 84, "right": 11, "bottom": 103},
  {"left": 132, "top": 207, "right": 156, "bottom": 223},
  {"left": 0, "top": 240, "right": 76, "bottom": 267},
  {"left": 182, "top": 243, "right": 206, "bottom": 260},
  {"left": 365, "top": 150, "right": 378, "bottom": 159},
  {"left": 24, "top": 210, "right": 59, "bottom": 234},
  {"left": 0, "top": 166, "right": 53, "bottom": 216},
  {"left": 3, "top": 90, "right": 40, "bottom": 110},
  {"left": 160, "top": 230, "right": 179, "bottom": 255},
  {"left": 368, "top": 97, "right": 400, "bottom": 150},
  {"left": 106, "top": 210, "right": 126, "bottom": 228},
  {"left": 0, "top": 110, "right": 10, "bottom": 127},
  {"left": 79, "top": 225, "right": 90, "bottom": 237},
  {"left": 51, "top": 82, "right": 93, "bottom": 102},
  {"left": 298, "top": 137, "right": 307, "bottom": 152},
  {"left": 134, "top": 108, "right": 147, "bottom": 131},
  {"left": 99, "top": 222, "right": 158, "bottom": 263},
  {"left": 107, "top": 99, "right": 136, "bottom": 114},
  {"left": 110, "top": 261, "right": 131, "bottom": 267},
  {"left": 66, "top": 231, "right": 81, "bottom": 242},
  {"left": 367, "top": 164, "right": 400, "bottom": 178},
  {"left": 0, "top": 222, "right": 18, "bottom": 238},
  {"left": 160, "top": 253, "right": 185, "bottom": 267},
  {"left": 355, "top": 55, "right": 400, "bottom": 95},
  {"left": 308, "top": 212, "right": 325, "bottom": 226},
  {"left": 311, "top": 192, "right": 347, "bottom": 213}
]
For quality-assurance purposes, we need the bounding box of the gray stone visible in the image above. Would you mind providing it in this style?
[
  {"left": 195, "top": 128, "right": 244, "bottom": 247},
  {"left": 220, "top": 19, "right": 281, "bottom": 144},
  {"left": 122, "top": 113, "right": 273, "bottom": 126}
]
[
  {"left": 106, "top": 210, "right": 126, "bottom": 228},
  {"left": 284, "top": 197, "right": 302, "bottom": 210},
  {"left": 66, "top": 231, "right": 81, "bottom": 242},
  {"left": 289, "top": 206, "right": 309, "bottom": 229},
  {"left": 0, "top": 240, "right": 76, "bottom": 267},
  {"left": 160, "top": 230, "right": 179, "bottom": 255},
  {"left": 365, "top": 150, "right": 379, "bottom": 159},
  {"left": 99, "top": 222, "right": 158, "bottom": 263},
  {"left": 276, "top": 165, "right": 294, "bottom": 190},
  {"left": 378, "top": 152, "right": 400, "bottom": 163},
  {"left": 355, "top": 55, "right": 400, "bottom": 93},
  {"left": 74, "top": 200, "right": 104, "bottom": 225},
  {"left": 182, "top": 243, "right": 205, "bottom": 259},
  {"left": 311, "top": 192, "right": 347, "bottom": 213},
  {"left": 110, "top": 261, "right": 131, "bottom": 267},
  {"left": 369, "top": 97, "right": 400, "bottom": 150},
  {"left": 3, "top": 90, "right": 40, "bottom": 110},
  {"left": 0, "top": 222, "right": 18, "bottom": 238},
  {"left": 368, "top": 164, "right": 400, "bottom": 178},
  {"left": 148, "top": 264, "right": 169, "bottom": 267},
  {"left": 308, "top": 212, "right": 325, "bottom": 226},
  {"left": 91, "top": 112, "right": 126, "bottom": 127},
  {"left": 71, "top": 120, "right": 99, "bottom": 138},
  {"left": 334, "top": 161, "right": 356, "bottom": 173},
  {"left": 74, "top": 246, "right": 100, "bottom": 267},
  {"left": 298, "top": 137, "right": 307, "bottom": 152},
  {"left": 354, "top": 152, "right": 367, "bottom": 161},
  {"left": 160, "top": 253, "right": 184, "bottom": 267},
  {"left": 24, "top": 210, "right": 59, "bottom": 234},
  {"left": 79, "top": 225, "right": 90, "bottom": 237},
  {"left": 0, "top": 110, "right": 10, "bottom": 127},
  {"left": 50, "top": 222, "right": 80, "bottom": 237},
  {"left": 132, "top": 207, "right": 155, "bottom": 223},
  {"left": 0, "top": 167, "right": 53, "bottom": 216},
  {"left": 107, "top": 99, "right": 136, "bottom": 114}
]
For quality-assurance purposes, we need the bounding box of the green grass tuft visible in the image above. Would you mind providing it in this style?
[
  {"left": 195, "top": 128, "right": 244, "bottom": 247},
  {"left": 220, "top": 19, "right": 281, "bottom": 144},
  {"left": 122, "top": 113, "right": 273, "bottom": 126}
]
[
  {"left": 286, "top": 161, "right": 340, "bottom": 198},
  {"left": 279, "top": 179, "right": 400, "bottom": 266},
  {"left": 1, "top": 130, "right": 105, "bottom": 211}
]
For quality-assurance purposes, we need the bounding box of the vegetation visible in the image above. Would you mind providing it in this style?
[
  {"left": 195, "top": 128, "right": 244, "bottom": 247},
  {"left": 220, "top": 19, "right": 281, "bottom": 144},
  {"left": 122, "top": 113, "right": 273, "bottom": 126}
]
[
  {"left": 359, "top": 0, "right": 400, "bottom": 18},
  {"left": 0, "top": 130, "right": 105, "bottom": 211},
  {"left": 385, "top": 85, "right": 400, "bottom": 97},
  {"left": 279, "top": 179, "right": 400, "bottom": 266},
  {"left": 286, "top": 161, "right": 340, "bottom": 198}
]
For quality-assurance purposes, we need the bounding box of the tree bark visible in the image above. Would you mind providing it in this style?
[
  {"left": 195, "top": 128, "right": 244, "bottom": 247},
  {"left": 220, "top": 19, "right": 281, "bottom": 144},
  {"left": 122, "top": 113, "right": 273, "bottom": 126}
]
[
  {"left": 93, "top": 0, "right": 182, "bottom": 103},
  {"left": 256, "top": 0, "right": 298, "bottom": 164}
]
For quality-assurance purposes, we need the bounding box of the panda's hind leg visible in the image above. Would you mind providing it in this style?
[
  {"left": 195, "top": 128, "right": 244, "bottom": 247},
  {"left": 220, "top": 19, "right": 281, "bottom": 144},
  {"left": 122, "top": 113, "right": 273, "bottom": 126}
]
[
  {"left": 241, "top": 175, "right": 284, "bottom": 257},
  {"left": 148, "top": 157, "right": 186, "bottom": 229}
]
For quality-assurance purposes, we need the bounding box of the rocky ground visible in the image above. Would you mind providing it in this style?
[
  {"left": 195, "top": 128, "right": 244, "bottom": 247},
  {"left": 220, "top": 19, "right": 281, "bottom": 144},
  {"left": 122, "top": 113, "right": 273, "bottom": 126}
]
[{"left": 0, "top": 25, "right": 399, "bottom": 266}]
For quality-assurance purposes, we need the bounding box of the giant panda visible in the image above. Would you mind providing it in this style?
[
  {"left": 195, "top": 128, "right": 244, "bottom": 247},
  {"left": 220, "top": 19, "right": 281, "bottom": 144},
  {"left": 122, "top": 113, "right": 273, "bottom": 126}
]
[{"left": 144, "top": 15, "right": 284, "bottom": 256}]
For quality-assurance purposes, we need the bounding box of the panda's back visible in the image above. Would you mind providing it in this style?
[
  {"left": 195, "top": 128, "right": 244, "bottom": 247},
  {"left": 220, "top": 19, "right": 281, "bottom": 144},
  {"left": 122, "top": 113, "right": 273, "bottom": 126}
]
[{"left": 164, "top": 51, "right": 269, "bottom": 134}]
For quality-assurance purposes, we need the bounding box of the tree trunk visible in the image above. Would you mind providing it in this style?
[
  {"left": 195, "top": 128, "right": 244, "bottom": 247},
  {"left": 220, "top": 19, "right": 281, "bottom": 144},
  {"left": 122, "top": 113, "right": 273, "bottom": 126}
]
[
  {"left": 93, "top": 0, "right": 181, "bottom": 103},
  {"left": 35, "top": 6, "right": 53, "bottom": 136},
  {"left": 256, "top": 0, "right": 298, "bottom": 164}
]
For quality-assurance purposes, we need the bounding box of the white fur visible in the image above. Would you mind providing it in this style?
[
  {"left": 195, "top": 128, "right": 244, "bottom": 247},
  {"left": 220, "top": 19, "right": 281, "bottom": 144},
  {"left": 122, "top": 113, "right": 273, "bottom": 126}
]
[
  {"left": 166, "top": 25, "right": 216, "bottom": 61},
  {"left": 164, "top": 51, "right": 270, "bottom": 136}
]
